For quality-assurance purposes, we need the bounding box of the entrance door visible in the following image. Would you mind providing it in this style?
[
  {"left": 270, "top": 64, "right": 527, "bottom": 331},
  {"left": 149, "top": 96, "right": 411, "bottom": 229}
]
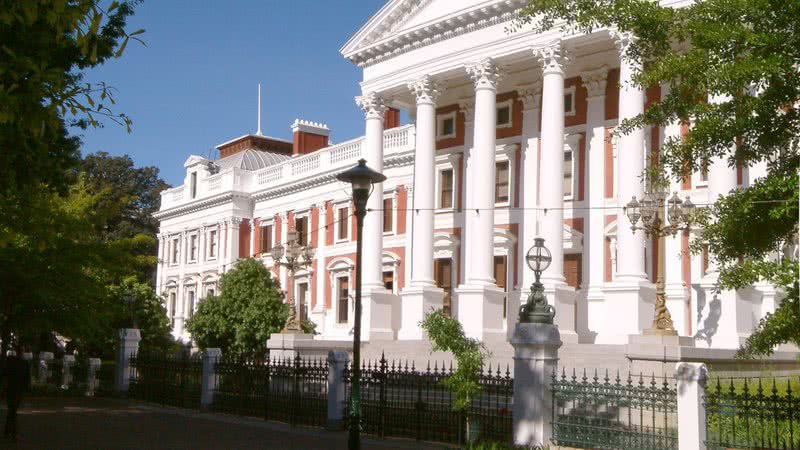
[
  {"left": 564, "top": 254, "right": 582, "bottom": 289},
  {"left": 434, "top": 258, "right": 453, "bottom": 316}
]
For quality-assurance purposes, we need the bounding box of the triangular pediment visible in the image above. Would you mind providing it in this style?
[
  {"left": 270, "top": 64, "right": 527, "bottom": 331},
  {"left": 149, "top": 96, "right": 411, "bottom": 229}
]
[{"left": 341, "top": 0, "right": 489, "bottom": 58}]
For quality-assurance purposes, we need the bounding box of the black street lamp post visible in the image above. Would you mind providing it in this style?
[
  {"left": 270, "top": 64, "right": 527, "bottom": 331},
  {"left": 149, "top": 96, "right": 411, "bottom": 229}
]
[{"left": 336, "top": 159, "right": 386, "bottom": 450}]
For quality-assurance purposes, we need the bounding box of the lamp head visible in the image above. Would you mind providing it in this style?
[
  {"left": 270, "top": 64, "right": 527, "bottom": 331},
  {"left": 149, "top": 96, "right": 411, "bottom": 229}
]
[
  {"left": 270, "top": 244, "right": 284, "bottom": 261},
  {"left": 526, "top": 238, "right": 552, "bottom": 276},
  {"left": 336, "top": 159, "right": 387, "bottom": 195}
]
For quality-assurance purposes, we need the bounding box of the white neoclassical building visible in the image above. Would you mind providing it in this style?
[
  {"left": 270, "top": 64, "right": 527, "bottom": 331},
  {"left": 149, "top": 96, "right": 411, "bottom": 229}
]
[{"left": 154, "top": 0, "right": 787, "bottom": 355}]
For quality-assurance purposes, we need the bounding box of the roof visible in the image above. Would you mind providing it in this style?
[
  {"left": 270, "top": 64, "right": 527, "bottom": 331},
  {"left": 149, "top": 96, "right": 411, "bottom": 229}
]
[{"left": 215, "top": 149, "right": 291, "bottom": 171}]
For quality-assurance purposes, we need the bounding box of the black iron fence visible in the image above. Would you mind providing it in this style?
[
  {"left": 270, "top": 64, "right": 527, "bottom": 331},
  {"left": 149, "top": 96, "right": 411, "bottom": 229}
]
[
  {"left": 705, "top": 376, "right": 799, "bottom": 449},
  {"left": 212, "top": 354, "right": 328, "bottom": 428},
  {"left": 128, "top": 351, "right": 203, "bottom": 409},
  {"left": 551, "top": 368, "right": 678, "bottom": 450},
  {"left": 343, "top": 354, "right": 513, "bottom": 445}
]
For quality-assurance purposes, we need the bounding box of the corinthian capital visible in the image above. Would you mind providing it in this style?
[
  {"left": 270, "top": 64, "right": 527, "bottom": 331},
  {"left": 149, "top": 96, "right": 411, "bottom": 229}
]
[
  {"left": 518, "top": 80, "right": 543, "bottom": 111},
  {"left": 582, "top": 66, "right": 609, "bottom": 98},
  {"left": 407, "top": 76, "right": 442, "bottom": 105},
  {"left": 533, "top": 42, "right": 570, "bottom": 76},
  {"left": 355, "top": 92, "right": 387, "bottom": 120},
  {"left": 466, "top": 58, "right": 503, "bottom": 91}
]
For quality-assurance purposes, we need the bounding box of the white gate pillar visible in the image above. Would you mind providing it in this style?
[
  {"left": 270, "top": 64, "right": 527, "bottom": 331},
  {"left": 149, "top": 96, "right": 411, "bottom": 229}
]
[
  {"left": 115, "top": 328, "right": 141, "bottom": 393},
  {"left": 200, "top": 348, "right": 222, "bottom": 410},
  {"left": 675, "top": 362, "right": 708, "bottom": 450},
  {"left": 327, "top": 350, "right": 349, "bottom": 430}
]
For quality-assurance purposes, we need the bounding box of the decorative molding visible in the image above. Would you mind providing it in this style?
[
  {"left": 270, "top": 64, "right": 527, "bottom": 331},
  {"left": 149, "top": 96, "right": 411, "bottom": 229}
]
[
  {"left": 457, "top": 98, "right": 475, "bottom": 123},
  {"left": 153, "top": 192, "right": 251, "bottom": 221},
  {"left": 466, "top": 58, "right": 503, "bottom": 91},
  {"left": 345, "top": 1, "right": 527, "bottom": 68},
  {"left": 533, "top": 42, "right": 570, "bottom": 76},
  {"left": 518, "top": 81, "right": 543, "bottom": 111},
  {"left": 355, "top": 92, "right": 387, "bottom": 120},
  {"left": 291, "top": 119, "right": 330, "bottom": 135},
  {"left": 407, "top": 75, "right": 442, "bottom": 105},
  {"left": 582, "top": 66, "right": 609, "bottom": 98}
]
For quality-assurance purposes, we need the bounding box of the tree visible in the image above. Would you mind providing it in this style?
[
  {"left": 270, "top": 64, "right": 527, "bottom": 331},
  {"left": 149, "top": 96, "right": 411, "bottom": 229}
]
[
  {"left": 187, "top": 259, "right": 288, "bottom": 356},
  {"left": 515, "top": 0, "right": 799, "bottom": 356},
  {"left": 80, "top": 151, "right": 170, "bottom": 282}
]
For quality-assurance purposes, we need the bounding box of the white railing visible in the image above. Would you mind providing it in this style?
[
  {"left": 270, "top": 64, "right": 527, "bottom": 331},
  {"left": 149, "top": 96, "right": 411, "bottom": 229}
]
[
  {"left": 205, "top": 174, "right": 222, "bottom": 192},
  {"left": 384, "top": 126, "right": 409, "bottom": 148},
  {"left": 329, "top": 140, "right": 363, "bottom": 164},
  {"left": 258, "top": 165, "right": 283, "bottom": 185},
  {"left": 291, "top": 153, "right": 321, "bottom": 176}
]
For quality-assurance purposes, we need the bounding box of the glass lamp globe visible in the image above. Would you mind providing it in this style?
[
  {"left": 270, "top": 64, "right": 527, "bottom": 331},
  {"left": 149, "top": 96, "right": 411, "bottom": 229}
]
[
  {"left": 626, "top": 196, "right": 641, "bottom": 227},
  {"left": 526, "top": 238, "right": 552, "bottom": 274},
  {"left": 270, "top": 244, "right": 284, "bottom": 261}
]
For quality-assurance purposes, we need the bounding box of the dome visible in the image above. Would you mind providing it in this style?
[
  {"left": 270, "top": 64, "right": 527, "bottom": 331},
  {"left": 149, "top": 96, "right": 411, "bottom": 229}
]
[{"left": 215, "top": 149, "right": 291, "bottom": 171}]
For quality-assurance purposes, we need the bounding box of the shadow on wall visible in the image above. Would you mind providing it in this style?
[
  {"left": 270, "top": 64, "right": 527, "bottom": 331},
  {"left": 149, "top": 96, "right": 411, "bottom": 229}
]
[{"left": 693, "top": 285, "right": 722, "bottom": 346}]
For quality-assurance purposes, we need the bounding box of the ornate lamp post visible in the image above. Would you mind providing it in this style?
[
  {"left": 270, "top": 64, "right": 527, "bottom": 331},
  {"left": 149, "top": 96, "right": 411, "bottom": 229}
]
[
  {"left": 625, "top": 180, "right": 694, "bottom": 335},
  {"left": 271, "top": 230, "right": 315, "bottom": 333},
  {"left": 519, "top": 237, "right": 556, "bottom": 324},
  {"left": 336, "top": 159, "right": 386, "bottom": 450}
]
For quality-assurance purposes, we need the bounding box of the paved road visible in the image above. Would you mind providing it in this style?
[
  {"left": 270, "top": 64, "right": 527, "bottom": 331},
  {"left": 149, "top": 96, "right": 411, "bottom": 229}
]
[{"left": 0, "top": 396, "right": 450, "bottom": 449}]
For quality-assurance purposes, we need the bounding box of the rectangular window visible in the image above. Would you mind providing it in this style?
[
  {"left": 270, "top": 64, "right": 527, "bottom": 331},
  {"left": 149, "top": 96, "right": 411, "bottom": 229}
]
[
  {"left": 564, "top": 254, "right": 582, "bottom": 289},
  {"left": 169, "top": 292, "right": 176, "bottom": 321},
  {"left": 337, "top": 207, "right": 349, "bottom": 241},
  {"left": 440, "top": 169, "right": 454, "bottom": 209},
  {"left": 190, "top": 172, "right": 197, "bottom": 199},
  {"left": 435, "top": 258, "right": 453, "bottom": 316},
  {"left": 295, "top": 216, "right": 308, "bottom": 246},
  {"left": 337, "top": 277, "right": 349, "bottom": 323},
  {"left": 496, "top": 104, "right": 511, "bottom": 127},
  {"left": 261, "top": 225, "right": 273, "bottom": 254},
  {"left": 383, "top": 198, "right": 393, "bottom": 233},
  {"left": 189, "top": 235, "right": 198, "bottom": 262},
  {"left": 383, "top": 271, "right": 394, "bottom": 293},
  {"left": 437, "top": 112, "right": 456, "bottom": 139},
  {"left": 563, "top": 150, "right": 574, "bottom": 198},
  {"left": 187, "top": 291, "right": 195, "bottom": 319},
  {"left": 495, "top": 161, "right": 510, "bottom": 204},
  {"left": 208, "top": 230, "right": 217, "bottom": 258},
  {"left": 564, "top": 90, "right": 575, "bottom": 115},
  {"left": 494, "top": 255, "right": 508, "bottom": 318},
  {"left": 171, "top": 238, "right": 179, "bottom": 264}
]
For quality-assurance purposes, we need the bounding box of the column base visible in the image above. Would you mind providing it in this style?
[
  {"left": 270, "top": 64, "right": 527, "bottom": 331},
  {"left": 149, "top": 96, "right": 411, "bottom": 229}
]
[
  {"left": 543, "top": 283, "right": 579, "bottom": 344},
  {"left": 664, "top": 283, "right": 690, "bottom": 336},
  {"left": 362, "top": 288, "right": 398, "bottom": 341},
  {"left": 594, "top": 280, "right": 655, "bottom": 344},
  {"left": 695, "top": 279, "right": 754, "bottom": 349},
  {"left": 398, "top": 285, "right": 443, "bottom": 340},
  {"left": 456, "top": 284, "right": 506, "bottom": 342},
  {"left": 585, "top": 285, "right": 606, "bottom": 343}
]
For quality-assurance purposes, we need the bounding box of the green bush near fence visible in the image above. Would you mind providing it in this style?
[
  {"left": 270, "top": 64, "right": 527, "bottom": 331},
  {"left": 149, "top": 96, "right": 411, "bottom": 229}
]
[{"left": 705, "top": 376, "right": 799, "bottom": 449}]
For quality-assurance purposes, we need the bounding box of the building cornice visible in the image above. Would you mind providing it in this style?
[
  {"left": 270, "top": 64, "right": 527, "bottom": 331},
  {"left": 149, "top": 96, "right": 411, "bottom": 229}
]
[{"left": 153, "top": 192, "right": 251, "bottom": 221}]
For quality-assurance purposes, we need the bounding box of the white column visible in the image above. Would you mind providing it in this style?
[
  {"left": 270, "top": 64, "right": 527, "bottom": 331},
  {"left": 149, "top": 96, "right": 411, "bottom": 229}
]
[
  {"left": 614, "top": 31, "right": 648, "bottom": 283},
  {"left": 465, "top": 58, "right": 501, "bottom": 286},
  {"left": 699, "top": 94, "right": 750, "bottom": 348},
  {"left": 583, "top": 67, "right": 609, "bottom": 335},
  {"left": 456, "top": 58, "right": 506, "bottom": 341},
  {"left": 459, "top": 98, "right": 476, "bottom": 286},
  {"left": 115, "top": 328, "right": 141, "bottom": 393},
  {"left": 406, "top": 79, "right": 438, "bottom": 288},
  {"left": 535, "top": 43, "right": 568, "bottom": 286},
  {"left": 399, "top": 77, "right": 443, "bottom": 340},
  {"left": 355, "top": 92, "right": 387, "bottom": 292},
  {"left": 664, "top": 109, "right": 691, "bottom": 336},
  {"left": 675, "top": 362, "right": 708, "bottom": 450},
  {"left": 519, "top": 83, "right": 543, "bottom": 289},
  {"left": 534, "top": 43, "right": 579, "bottom": 343},
  {"left": 200, "top": 348, "right": 222, "bottom": 410}
]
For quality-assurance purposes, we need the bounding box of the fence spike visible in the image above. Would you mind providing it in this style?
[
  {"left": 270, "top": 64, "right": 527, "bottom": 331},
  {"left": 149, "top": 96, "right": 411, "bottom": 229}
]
[
  {"left": 506, "top": 364, "right": 511, "bottom": 380},
  {"left": 615, "top": 369, "right": 621, "bottom": 386},
  {"left": 571, "top": 368, "right": 576, "bottom": 383},
  {"left": 582, "top": 368, "right": 588, "bottom": 384},
  {"left": 604, "top": 369, "right": 610, "bottom": 385},
  {"left": 650, "top": 372, "right": 657, "bottom": 389},
  {"left": 593, "top": 368, "right": 599, "bottom": 384},
  {"left": 771, "top": 378, "right": 779, "bottom": 397}
]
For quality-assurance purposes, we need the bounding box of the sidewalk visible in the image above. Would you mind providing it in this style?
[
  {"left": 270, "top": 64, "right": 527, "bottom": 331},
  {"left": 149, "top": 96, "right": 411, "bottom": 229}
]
[{"left": 0, "top": 396, "right": 451, "bottom": 449}]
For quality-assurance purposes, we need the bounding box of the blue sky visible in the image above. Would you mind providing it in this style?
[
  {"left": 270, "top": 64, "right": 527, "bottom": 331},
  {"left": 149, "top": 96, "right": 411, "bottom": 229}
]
[{"left": 81, "top": 1, "right": 387, "bottom": 186}]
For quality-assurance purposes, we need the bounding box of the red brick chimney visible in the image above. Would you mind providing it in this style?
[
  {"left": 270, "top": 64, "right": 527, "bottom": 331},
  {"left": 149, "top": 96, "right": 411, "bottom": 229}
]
[
  {"left": 291, "top": 119, "right": 330, "bottom": 156},
  {"left": 384, "top": 107, "right": 400, "bottom": 129}
]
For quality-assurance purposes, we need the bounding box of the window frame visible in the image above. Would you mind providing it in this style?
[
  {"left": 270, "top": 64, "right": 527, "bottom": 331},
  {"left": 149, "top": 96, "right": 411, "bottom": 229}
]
[
  {"left": 170, "top": 237, "right": 180, "bottom": 265},
  {"left": 188, "top": 233, "right": 199, "bottom": 263},
  {"left": 335, "top": 204, "right": 350, "bottom": 243},
  {"left": 207, "top": 229, "right": 218, "bottom": 260},
  {"left": 494, "top": 160, "right": 511, "bottom": 206},
  {"left": 564, "top": 86, "right": 577, "bottom": 117},
  {"left": 496, "top": 99, "right": 513, "bottom": 129},
  {"left": 260, "top": 222, "right": 274, "bottom": 255},
  {"left": 436, "top": 111, "right": 457, "bottom": 139},
  {"left": 382, "top": 195, "right": 395, "bottom": 235},
  {"left": 335, "top": 275, "right": 350, "bottom": 324},
  {"left": 563, "top": 143, "right": 578, "bottom": 201},
  {"left": 293, "top": 212, "right": 310, "bottom": 247},
  {"left": 438, "top": 168, "right": 455, "bottom": 210}
]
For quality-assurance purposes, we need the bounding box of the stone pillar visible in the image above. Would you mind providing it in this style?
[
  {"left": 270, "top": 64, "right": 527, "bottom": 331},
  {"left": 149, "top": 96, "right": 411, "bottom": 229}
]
[
  {"left": 459, "top": 98, "right": 475, "bottom": 288},
  {"left": 664, "top": 112, "right": 691, "bottom": 336},
  {"left": 519, "top": 83, "right": 542, "bottom": 289},
  {"left": 675, "top": 362, "right": 708, "bottom": 450},
  {"left": 62, "top": 354, "right": 75, "bottom": 389},
  {"left": 606, "top": 31, "right": 654, "bottom": 342},
  {"left": 399, "top": 78, "right": 444, "bottom": 340},
  {"left": 583, "top": 67, "right": 609, "bottom": 337},
  {"left": 511, "top": 323, "right": 562, "bottom": 447},
  {"left": 200, "top": 348, "right": 222, "bottom": 410},
  {"left": 87, "top": 358, "right": 102, "bottom": 396},
  {"left": 115, "top": 328, "right": 141, "bottom": 393},
  {"left": 456, "top": 58, "right": 506, "bottom": 341},
  {"left": 38, "top": 352, "right": 54, "bottom": 384},
  {"left": 535, "top": 43, "right": 568, "bottom": 287},
  {"left": 327, "top": 350, "right": 349, "bottom": 430}
]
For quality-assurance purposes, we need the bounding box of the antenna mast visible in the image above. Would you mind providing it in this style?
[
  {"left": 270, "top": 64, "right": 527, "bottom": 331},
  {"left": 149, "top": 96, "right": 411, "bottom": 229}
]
[{"left": 256, "top": 83, "right": 263, "bottom": 136}]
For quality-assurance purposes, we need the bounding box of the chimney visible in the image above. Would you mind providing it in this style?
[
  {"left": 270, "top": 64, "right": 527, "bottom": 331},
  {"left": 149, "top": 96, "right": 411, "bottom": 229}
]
[
  {"left": 384, "top": 107, "right": 400, "bottom": 129},
  {"left": 291, "top": 119, "right": 330, "bottom": 155}
]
